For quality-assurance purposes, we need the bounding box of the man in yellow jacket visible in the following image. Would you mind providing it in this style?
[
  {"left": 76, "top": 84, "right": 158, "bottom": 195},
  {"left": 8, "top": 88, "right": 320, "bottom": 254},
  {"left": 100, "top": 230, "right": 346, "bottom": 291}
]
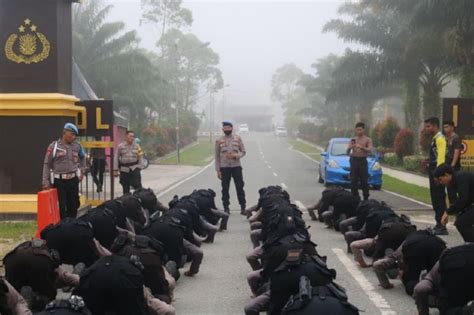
[{"left": 424, "top": 117, "right": 448, "bottom": 235}]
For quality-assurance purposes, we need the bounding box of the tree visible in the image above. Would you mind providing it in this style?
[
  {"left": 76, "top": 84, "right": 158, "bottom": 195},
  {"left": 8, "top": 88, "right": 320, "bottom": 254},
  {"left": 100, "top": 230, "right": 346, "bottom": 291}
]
[
  {"left": 271, "top": 64, "right": 304, "bottom": 103},
  {"left": 324, "top": 1, "right": 456, "bottom": 130},
  {"left": 385, "top": 0, "right": 474, "bottom": 97},
  {"left": 73, "top": 0, "right": 165, "bottom": 132},
  {"left": 157, "top": 29, "right": 223, "bottom": 111},
  {"left": 271, "top": 64, "right": 310, "bottom": 132},
  {"left": 141, "top": 0, "right": 193, "bottom": 38}
]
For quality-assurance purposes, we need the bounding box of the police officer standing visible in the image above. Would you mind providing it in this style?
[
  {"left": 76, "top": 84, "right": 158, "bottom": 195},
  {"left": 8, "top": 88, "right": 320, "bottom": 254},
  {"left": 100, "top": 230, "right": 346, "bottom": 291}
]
[
  {"left": 215, "top": 121, "right": 247, "bottom": 226},
  {"left": 347, "top": 122, "right": 372, "bottom": 201},
  {"left": 114, "top": 130, "right": 144, "bottom": 194},
  {"left": 42, "top": 123, "right": 85, "bottom": 219}
]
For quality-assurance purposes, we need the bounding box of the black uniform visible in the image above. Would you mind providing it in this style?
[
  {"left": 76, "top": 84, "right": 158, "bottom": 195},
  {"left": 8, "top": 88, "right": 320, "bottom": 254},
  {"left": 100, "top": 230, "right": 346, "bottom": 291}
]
[
  {"left": 40, "top": 219, "right": 99, "bottom": 267},
  {"left": 269, "top": 253, "right": 336, "bottom": 315},
  {"left": 73, "top": 255, "right": 147, "bottom": 315},
  {"left": 3, "top": 240, "right": 60, "bottom": 310},
  {"left": 446, "top": 171, "right": 474, "bottom": 242},
  {"left": 111, "top": 235, "right": 171, "bottom": 303},
  {"left": 282, "top": 281, "right": 359, "bottom": 315}
]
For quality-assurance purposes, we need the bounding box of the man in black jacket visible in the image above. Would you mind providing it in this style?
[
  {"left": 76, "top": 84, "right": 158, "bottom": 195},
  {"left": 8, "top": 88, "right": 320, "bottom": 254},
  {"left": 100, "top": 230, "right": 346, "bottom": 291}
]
[{"left": 435, "top": 163, "right": 474, "bottom": 242}]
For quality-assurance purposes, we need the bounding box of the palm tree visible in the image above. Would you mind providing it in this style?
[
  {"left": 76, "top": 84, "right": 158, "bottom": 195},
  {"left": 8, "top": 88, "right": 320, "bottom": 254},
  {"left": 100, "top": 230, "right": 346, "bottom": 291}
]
[{"left": 72, "top": 0, "right": 164, "bottom": 132}]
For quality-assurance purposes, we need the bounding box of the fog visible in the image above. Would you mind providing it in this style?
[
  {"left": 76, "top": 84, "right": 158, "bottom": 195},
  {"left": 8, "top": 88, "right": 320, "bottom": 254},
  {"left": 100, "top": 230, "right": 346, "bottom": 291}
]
[{"left": 107, "top": 0, "right": 346, "bottom": 123}]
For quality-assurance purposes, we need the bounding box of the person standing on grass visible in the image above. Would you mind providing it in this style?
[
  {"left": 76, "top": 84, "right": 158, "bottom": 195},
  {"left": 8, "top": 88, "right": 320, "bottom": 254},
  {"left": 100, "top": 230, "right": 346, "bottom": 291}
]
[
  {"left": 347, "top": 122, "right": 372, "bottom": 201},
  {"left": 443, "top": 121, "right": 463, "bottom": 205},
  {"left": 424, "top": 117, "right": 448, "bottom": 235}
]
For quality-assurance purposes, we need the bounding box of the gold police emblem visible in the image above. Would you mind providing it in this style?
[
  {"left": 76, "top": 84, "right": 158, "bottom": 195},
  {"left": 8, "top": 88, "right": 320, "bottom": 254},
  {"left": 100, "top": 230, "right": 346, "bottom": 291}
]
[{"left": 4, "top": 18, "right": 50, "bottom": 64}]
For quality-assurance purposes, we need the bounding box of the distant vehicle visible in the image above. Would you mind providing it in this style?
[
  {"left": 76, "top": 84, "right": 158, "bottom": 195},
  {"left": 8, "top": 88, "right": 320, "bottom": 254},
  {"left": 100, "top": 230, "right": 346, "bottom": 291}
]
[
  {"left": 318, "top": 138, "right": 382, "bottom": 190},
  {"left": 274, "top": 126, "right": 288, "bottom": 137},
  {"left": 238, "top": 124, "right": 249, "bottom": 134}
]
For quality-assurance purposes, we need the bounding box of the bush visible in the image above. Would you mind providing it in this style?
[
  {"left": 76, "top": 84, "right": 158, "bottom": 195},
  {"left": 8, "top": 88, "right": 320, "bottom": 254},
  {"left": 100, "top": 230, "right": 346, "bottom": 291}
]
[
  {"left": 419, "top": 128, "right": 432, "bottom": 155},
  {"left": 394, "top": 128, "right": 415, "bottom": 159},
  {"left": 379, "top": 117, "right": 401, "bottom": 148},
  {"left": 371, "top": 122, "right": 384, "bottom": 147},
  {"left": 383, "top": 152, "right": 401, "bottom": 167},
  {"left": 403, "top": 155, "right": 426, "bottom": 172}
]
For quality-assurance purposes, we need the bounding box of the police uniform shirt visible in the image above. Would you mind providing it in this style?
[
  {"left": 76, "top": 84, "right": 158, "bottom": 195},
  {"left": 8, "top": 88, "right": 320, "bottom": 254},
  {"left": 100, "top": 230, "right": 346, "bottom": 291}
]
[
  {"left": 42, "top": 139, "right": 86, "bottom": 187},
  {"left": 215, "top": 134, "right": 246, "bottom": 170},
  {"left": 114, "top": 142, "right": 144, "bottom": 173}
]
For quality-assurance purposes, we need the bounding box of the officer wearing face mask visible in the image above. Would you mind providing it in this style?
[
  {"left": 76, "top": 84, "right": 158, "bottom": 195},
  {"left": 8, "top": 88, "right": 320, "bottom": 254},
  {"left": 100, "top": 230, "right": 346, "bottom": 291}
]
[{"left": 215, "top": 121, "right": 247, "bottom": 229}]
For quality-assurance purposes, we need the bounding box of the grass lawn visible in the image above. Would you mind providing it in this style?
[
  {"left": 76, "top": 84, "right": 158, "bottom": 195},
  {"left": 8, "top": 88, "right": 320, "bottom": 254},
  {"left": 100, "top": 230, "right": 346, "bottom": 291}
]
[
  {"left": 159, "top": 140, "right": 214, "bottom": 166},
  {"left": 0, "top": 221, "right": 36, "bottom": 258},
  {"left": 288, "top": 139, "right": 322, "bottom": 161},
  {"left": 382, "top": 174, "right": 431, "bottom": 204}
]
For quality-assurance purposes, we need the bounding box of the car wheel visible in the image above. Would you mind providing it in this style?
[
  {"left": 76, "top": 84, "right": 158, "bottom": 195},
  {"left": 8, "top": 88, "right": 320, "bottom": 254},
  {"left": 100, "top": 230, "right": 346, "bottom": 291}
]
[
  {"left": 373, "top": 185, "right": 381, "bottom": 190},
  {"left": 318, "top": 172, "right": 324, "bottom": 184},
  {"left": 323, "top": 170, "right": 330, "bottom": 187}
]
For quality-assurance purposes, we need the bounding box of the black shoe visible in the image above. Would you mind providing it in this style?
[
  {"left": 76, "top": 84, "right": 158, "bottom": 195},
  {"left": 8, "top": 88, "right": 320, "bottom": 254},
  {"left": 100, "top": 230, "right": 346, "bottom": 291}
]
[
  {"left": 433, "top": 226, "right": 449, "bottom": 235},
  {"left": 240, "top": 206, "right": 246, "bottom": 216},
  {"left": 96, "top": 185, "right": 103, "bottom": 193}
]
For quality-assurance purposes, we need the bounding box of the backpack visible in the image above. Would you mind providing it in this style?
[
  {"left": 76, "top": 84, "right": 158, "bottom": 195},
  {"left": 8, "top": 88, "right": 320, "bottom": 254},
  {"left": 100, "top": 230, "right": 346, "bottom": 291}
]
[{"left": 439, "top": 243, "right": 474, "bottom": 307}]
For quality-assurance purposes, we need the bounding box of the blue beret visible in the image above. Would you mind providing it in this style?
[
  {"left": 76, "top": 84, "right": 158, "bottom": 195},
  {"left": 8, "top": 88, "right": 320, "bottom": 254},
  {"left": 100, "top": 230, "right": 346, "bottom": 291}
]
[
  {"left": 64, "top": 123, "right": 79, "bottom": 135},
  {"left": 222, "top": 121, "right": 233, "bottom": 127}
]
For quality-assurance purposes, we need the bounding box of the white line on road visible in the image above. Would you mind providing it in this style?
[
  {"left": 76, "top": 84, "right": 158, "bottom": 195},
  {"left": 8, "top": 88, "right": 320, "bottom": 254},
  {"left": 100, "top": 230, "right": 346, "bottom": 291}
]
[
  {"left": 267, "top": 165, "right": 272, "bottom": 169},
  {"left": 295, "top": 200, "right": 310, "bottom": 217},
  {"left": 157, "top": 161, "right": 214, "bottom": 198},
  {"left": 272, "top": 172, "right": 278, "bottom": 177},
  {"left": 332, "top": 248, "right": 396, "bottom": 315},
  {"left": 281, "top": 183, "right": 288, "bottom": 190}
]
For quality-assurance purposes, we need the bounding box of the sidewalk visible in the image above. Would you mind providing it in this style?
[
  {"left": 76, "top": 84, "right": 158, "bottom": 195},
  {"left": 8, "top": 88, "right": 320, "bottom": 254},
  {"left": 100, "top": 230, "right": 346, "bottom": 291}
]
[{"left": 382, "top": 166, "right": 429, "bottom": 188}]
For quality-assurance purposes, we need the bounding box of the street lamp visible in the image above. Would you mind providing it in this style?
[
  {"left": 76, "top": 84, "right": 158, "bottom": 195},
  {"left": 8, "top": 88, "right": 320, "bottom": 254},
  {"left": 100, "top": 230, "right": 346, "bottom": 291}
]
[{"left": 174, "top": 41, "right": 211, "bottom": 164}]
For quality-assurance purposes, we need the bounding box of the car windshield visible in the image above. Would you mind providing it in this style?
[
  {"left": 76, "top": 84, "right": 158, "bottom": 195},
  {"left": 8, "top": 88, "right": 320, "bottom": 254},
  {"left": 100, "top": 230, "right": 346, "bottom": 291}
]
[{"left": 331, "top": 142, "right": 348, "bottom": 156}]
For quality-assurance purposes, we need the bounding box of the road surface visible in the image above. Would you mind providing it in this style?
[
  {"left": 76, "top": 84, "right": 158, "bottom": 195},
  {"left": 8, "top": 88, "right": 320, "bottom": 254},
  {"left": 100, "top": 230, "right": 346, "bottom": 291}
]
[{"left": 154, "top": 132, "right": 462, "bottom": 315}]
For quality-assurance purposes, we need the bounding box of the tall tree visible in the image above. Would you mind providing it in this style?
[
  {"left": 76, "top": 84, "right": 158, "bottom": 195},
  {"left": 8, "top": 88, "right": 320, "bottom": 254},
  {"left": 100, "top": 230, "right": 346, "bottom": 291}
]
[
  {"left": 141, "top": 0, "right": 193, "bottom": 38},
  {"left": 157, "top": 29, "right": 223, "bottom": 111},
  {"left": 73, "top": 0, "right": 164, "bottom": 132}
]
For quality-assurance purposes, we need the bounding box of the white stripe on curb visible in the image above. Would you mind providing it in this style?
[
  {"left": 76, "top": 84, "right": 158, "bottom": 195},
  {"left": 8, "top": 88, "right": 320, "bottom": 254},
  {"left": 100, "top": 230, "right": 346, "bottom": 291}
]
[{"left": 332, "top": 248, "right": 397, "bottom": 315}]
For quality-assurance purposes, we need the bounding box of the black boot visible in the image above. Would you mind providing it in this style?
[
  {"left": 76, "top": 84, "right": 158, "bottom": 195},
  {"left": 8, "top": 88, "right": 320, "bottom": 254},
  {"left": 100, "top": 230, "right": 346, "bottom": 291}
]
[{"left": 240, "top": 205, "right": 246, "bottom": 215}]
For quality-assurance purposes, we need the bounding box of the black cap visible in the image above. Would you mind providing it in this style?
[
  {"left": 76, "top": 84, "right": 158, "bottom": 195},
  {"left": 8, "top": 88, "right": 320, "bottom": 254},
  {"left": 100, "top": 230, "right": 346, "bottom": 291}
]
[{"left": 222, "top": 121, "right": 233, "bottom": 127}]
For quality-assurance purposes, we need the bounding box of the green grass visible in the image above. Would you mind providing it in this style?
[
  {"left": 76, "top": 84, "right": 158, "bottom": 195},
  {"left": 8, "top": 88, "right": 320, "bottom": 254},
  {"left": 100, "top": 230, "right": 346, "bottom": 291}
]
[
  {"left": 0, "top": 221, "right": 36, "bottom": 240},
  {"left": 0, "top": 221, "right": 36, "bottom": 258},
  {"left": 382, "top": 174, "right": 431, "bottom": 204},
  {"left": 160, "top": 140, "right": 214, "bottom": 166},
  {"left": 288, "top": 139, "right": 322, "bottom": 161}
]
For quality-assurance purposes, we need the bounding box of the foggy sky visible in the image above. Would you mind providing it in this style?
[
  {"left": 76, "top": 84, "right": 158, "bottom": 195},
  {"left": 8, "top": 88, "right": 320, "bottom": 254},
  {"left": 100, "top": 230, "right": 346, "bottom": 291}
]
[{"left": 106, "top": 0, "right": 347, "bottom": 123}]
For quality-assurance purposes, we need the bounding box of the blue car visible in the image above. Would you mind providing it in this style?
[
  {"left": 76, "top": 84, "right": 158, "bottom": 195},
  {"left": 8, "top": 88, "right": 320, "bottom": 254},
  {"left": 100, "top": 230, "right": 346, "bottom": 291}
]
[{"left": 318, "top": 138, "right": 383, "bottom": 190}]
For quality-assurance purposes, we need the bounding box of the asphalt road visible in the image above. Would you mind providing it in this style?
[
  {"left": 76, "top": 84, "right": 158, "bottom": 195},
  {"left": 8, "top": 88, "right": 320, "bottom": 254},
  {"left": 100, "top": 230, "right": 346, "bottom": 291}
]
[{"left": 156, "top": 132, "right": 463, "bottom": 315}]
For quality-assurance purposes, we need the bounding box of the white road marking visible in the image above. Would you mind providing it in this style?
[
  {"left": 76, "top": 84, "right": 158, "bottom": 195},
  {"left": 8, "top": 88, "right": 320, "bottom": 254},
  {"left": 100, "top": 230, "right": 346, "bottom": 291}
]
[
  {"left": 288, "top": 146, "right": 320, "bottom": 165},
  {"left": 281, "top": 183, "right": 288, "bottom": 190},
  {"left": 267, "top": 165, "right": 272, "bottom": 169},
  {"left": 157, "top": 161, "right": 214, "bottom": 198},
  {"left": 294, "top": 200, "right": 309, "bottom": 217},
  {"left": 272, "top": 172, "right": 278, "bottom": 177},
  {"left": 332, "top": 248, "right": 396, "bottom": 315}
]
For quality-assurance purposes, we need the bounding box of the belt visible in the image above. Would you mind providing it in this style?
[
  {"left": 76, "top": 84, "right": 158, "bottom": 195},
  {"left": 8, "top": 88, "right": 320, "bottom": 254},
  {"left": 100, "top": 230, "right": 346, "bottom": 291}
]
[
  {"left": 120, "top": 161, "right": 138, "bottom": 167},
  {"left": 54, "top": 172, "right": 77, "bottom": 180}
]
